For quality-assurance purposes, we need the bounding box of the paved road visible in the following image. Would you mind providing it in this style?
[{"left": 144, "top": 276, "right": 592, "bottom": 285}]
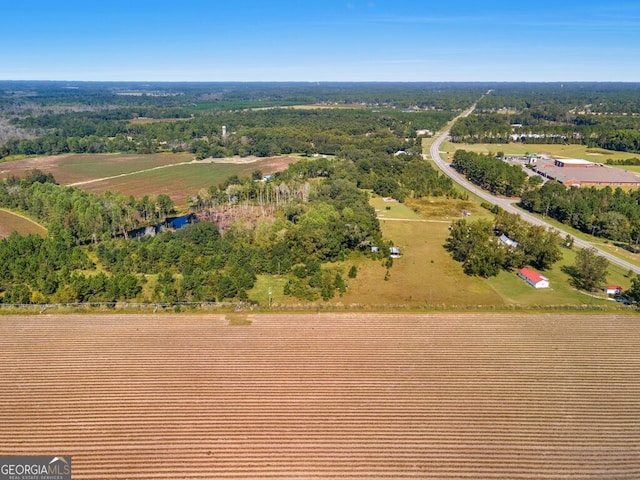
[{"left": 428, "top": 103, "right": 640, "bottom": 275}]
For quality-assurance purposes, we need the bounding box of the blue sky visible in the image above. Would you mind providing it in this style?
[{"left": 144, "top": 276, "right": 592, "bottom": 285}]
[{"left": 2, "top": 0, "right": 639, "bottom": 81}]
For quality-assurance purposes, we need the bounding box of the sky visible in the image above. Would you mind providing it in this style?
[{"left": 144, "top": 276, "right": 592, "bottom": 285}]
[{"left": 2, "top": 0, "right": 640, "bottom": 82}]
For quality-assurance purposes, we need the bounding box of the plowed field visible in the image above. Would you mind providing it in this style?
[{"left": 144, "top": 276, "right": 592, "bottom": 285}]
[{"left": 1, "top": 313, "right": 639, "bottom": 479}]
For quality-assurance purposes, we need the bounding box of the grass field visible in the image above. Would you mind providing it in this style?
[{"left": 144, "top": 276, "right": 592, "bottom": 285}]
[
  {"left": 320, "top": 197, "right": 630, "bottom": 310},
  {"left": 486, "top": 245, "right": 632, "bottom": 307},
  {"left": 0, "top": 209, "right": 47, "bottom": 238},
  {"left": 0, "top": 153, "right": 194, "bottom": 185},
  {"left": 80, "top": 156, "right": 297, "bottom": 206},
  {"left": 330, "top": 199, "right": 504, "bottom": 308},
  {"left": 2, "top": 313, "right": 639, "bottom": 479}
]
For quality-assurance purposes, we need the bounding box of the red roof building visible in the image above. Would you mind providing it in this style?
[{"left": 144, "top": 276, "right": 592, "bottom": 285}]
[
  {"left": 604, "top": 285, "right": 622, "bottom": 295},
  {"left": 517, "top": 268, "right": 550, "bottom": 289}
]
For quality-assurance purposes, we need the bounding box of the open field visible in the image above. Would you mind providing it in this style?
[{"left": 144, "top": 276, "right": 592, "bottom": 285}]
[
  {"left": 0, "top": 153, "right": 194, "bottom": 185},
  {"left": 79, "top": 156, "right": 297, "bottom": 206},
  {"left": 438, "top": 141, "right": 640, "bottom": 163},
  {"left": 1, "top": 313, "right": 639, "bottom": 479},
  {"left": 336, "top": 201, "right": 504, "bottom": 307},
  {"left": 325, "top": 197, "right": 627, "bottom": 309},
  {"left": 0, "top": 153, "right": 298, "bottom": 206},
  {"left": 486, "top": 246, "right": 633, "bottom": 306},
  {"left": 0, "top": 208, "right": 47, "bottom": 238}
]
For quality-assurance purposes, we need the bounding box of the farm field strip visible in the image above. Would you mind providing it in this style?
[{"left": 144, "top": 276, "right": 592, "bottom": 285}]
[{"left": 1, "top": 313, "right": 639, "bottom": 479}]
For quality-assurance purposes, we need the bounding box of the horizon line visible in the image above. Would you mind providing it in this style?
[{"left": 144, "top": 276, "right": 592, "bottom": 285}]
[{"left": 2, "top": 79, "right": 640, "bottom": 84}]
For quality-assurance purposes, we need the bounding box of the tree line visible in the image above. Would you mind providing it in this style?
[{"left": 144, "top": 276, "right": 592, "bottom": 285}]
[
  {"left": 451, "top": 150, "right": 529, "bottom": 197},
  {"left": 450, "top": 83, "right": 640, "bottom": 154},
  {"left": 0, "top": 171, "right": 176, "bottom": 244},
  {"left": 1, "top": 107, "right": 453, "bottom": 159},
  {"left": 520, "top": 181, "right": 640, "bottom": 245}
]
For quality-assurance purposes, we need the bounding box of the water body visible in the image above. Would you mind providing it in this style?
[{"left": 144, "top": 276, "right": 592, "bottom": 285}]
[{"left": 128, "top": 214, "right": 196, "bottom": 239}]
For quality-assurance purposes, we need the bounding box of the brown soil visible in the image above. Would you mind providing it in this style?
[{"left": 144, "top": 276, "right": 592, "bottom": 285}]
[{"left": 1, "top": 313, "right": 638, "bottom": 479}]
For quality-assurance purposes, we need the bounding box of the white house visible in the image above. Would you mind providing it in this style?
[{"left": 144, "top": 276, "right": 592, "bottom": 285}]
[
  {"left": 604, "top": 285, "right": 622, "bottom": 295},
  {"left": 498, "top": 233, "right": 519, "bottom": 249},
  {"left": 518, "top": 268, "right": 549, "bottom": 289}
]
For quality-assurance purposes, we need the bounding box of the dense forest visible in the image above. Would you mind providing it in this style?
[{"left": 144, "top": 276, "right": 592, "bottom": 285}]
[
  {"left": 0, "top": 81, "right": 481, "bottom": 159},
  {"left": 450, "top": 83, "right": 640, "bottom": 154}
]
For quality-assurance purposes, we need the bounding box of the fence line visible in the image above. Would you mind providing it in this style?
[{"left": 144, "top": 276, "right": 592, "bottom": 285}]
[{"left": 0, "top": 301, "right": 249, "bottom": 313}]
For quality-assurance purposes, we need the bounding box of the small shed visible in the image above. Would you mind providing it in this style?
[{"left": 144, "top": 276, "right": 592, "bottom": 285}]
[
  {"left": 604, "top": 285, "right": 622, "bottom": 295},
  {"left": 517, "top": 268, "right": 549, "bottom": 289},
  {"left": 389, "top": 247, "right": 401, "bottom": 258}
]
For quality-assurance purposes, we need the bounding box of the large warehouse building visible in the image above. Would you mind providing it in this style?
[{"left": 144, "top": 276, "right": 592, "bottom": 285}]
[{"left": 534, "top": 158, "right": 640, "bottom": 187}]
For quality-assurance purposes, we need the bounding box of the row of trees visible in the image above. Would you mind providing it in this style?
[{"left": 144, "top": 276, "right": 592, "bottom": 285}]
[
  {"left": 451, "top": 150, "right": 529, "bottom": 197},
  {"left": 520, "top": 182, "right": 640, "bottom": 244},
  {"left": 451, "top": 83, "right": 640, "bottom": 153}
]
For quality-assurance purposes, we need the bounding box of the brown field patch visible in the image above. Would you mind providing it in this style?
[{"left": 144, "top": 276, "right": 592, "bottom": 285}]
[
  {"left": 0, "top": 154, "right": 299, "bottom": 206},
  {"left": 0, "top": 209, "right": 47, "bottom": 238},
  {"left": 1, "top": 313, "right": 639, "bottom": 479},
  {"left": 0, "top": 153, "right": 194, "bottom": 185},
  {"left": 79, "top": 156, "right": 298, "bottom": 206}
]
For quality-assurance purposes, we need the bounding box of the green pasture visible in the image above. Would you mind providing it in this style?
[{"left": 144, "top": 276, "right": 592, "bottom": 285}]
[
  {"left": 486, "top": 246, "right": 631, "bottom": 307},
  {"left": 332, "top": 212, "right": 504, "bottom": 308},
  {"left": 0, "top": 209, "right": 47, "bottom": 238},
  {"left": 330, "top": 196, "right": 635, "bottom": 310},
  {"left": 369, "top": 195, "right": 423, "bottom": 220},
  {"left": 79, "top": 159, "right": 290, "bottom": 207},
  {"left": 57, "top": 153, "right": 194, "bottom": 184}
]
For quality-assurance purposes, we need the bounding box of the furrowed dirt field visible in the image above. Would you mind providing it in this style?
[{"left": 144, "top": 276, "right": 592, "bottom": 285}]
[
  {"left": 1, "top": 313, "right": 639, "bottom": 479},
  {"left": 0, "top": 154, "right": 298, "bottom": 205}
]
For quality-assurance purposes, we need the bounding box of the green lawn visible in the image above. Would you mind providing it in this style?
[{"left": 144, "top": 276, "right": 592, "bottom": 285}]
[
  {"left": 250, "top": 275, "right": 289, "bottom": 306},
  {"left": 486, "top": 246, "right": 631, "bottom": 307},
  {"left": 369, "top": 195, "right": 423, "bottom": 220}
]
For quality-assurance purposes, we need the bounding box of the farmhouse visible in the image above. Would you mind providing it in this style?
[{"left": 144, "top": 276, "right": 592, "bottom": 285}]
[
  {"left": 498, "top": 233, "right": 519, "bottom": 248},
  {"left": 533, "top": 158, "right": 640, "bottom": 187},
  {"left": 517, "top": 267, "right": 549, "bottom": 288}
]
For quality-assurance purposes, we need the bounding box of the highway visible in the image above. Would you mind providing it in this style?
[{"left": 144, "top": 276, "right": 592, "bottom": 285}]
[{"left": 428, "top": 102, "right": 640, "bottom": 275}]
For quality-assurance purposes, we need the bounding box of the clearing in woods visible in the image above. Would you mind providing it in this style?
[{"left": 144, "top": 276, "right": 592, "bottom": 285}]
[
  {"left": 0, "top": 153, "right": 298, "bottom": 206},
  {"left": 0, "top": 313, "right": 638, "bottom": 480}
]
